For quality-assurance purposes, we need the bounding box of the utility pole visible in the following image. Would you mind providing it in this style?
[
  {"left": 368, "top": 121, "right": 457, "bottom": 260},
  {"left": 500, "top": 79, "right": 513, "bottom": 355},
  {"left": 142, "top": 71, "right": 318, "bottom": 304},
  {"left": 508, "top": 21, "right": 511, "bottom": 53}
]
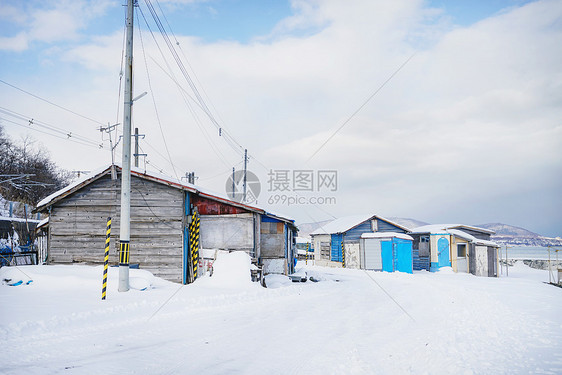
[
  {"left": 118, "top": 0, "right": 134, "bottom": 293},
  {"left": 243, "top": 149, "right": 248, "bottom": 203},
  {"left": 134, "top": 128, "right": 139, "bottom": 168},
  {"left": 505, "top": 245, "right": 509, "bottom": 277},
  {"left": 132, "top": 127, "right": 146, "bottom": 168}
]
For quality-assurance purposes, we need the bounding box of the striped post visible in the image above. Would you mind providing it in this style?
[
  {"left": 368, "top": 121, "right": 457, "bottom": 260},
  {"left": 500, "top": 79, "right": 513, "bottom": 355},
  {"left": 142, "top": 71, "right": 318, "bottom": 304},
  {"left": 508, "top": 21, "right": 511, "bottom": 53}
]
[
  {"left": 102, "top": 217, "right": 111, "bottom": 300},
  {"left": 341, "top": 240, "right": 345, "bottom": 268},
  {"left": 190, "top": 211, "right": 200, "bottom": 280},
  {"left": 306, "top": 243, "right": 309, "bottom": 265}
]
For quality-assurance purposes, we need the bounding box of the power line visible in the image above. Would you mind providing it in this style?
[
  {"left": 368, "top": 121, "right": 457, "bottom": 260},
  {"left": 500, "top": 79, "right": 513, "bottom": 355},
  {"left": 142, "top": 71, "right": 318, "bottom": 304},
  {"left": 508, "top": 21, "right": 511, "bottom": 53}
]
[
  {"left": 0, "top": 106, "right": 102, "bottom": 147},
  {"left": 0, "top": 79, "right": 106, "bottom": 127},
  {"left": 306, "top": 53, "right": 416, "bottom": 163},
  {"left": 141, "top": 0, "right": 247, "bottom": 157},
  {"left": 0, "top": 116, "right": 105, "bottom": 150},
  {"left": 137, "top": 4, "right": 233, "bottom": 168},
  {"left": 137, "top": 10, "right": 179, "bottom": 181}
]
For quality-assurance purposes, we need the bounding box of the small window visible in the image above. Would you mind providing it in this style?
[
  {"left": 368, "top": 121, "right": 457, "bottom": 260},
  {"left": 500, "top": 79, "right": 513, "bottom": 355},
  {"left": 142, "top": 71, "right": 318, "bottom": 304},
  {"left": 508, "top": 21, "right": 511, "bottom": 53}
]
[
  {"left": 457, "top": 244, "right": 467, "bottom": 257},
  {"left": 421, "top": 236, "right": 430, "bottom": 243}
]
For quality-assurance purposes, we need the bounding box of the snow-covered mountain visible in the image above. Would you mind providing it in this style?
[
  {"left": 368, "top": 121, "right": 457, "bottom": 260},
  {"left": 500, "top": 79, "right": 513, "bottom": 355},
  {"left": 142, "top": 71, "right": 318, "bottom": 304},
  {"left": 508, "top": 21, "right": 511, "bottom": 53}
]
[
  {"left": 387, "top": 217, "right": 429, "bottom": 230},
  {"left": 476, "top": 223, "right": 562, "bottom": 247},
  {"left": 297, "top": 220, "right": 332, "bottom": 238}
]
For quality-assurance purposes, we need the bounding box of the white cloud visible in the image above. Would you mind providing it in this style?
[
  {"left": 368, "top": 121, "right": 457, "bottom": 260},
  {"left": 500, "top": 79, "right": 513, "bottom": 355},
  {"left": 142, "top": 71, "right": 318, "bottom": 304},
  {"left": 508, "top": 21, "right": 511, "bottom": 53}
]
[
  {"left": 0, "top": 32, "right": 29, "bottom": 51},
  {"left": 2, "top": 0, "right": 561, "bottom": 235},
  {"left": 0, "top": 0, "right": 114, "bottom": 50}
]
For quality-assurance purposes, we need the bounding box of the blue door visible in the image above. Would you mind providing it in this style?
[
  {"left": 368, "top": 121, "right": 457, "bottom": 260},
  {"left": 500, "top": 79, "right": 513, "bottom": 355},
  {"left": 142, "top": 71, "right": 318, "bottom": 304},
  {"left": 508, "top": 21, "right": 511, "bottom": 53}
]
[
  {"left": 331, "top": 234, "right": 343, "bottom": 262},
  {"left": 437, "top": 237, "right": 450, "bottom": 267},
  {"left": 381, "top": 240, "right": 394, "bottom": 272},
  {"left": 395, "top": 239, "right": 413, "bottom": 274}
]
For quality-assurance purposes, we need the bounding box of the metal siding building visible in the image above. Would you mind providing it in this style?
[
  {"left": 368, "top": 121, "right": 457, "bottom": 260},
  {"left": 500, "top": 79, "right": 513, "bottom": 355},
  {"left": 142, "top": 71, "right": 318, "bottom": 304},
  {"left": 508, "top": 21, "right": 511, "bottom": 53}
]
[
  {"left": 361, "top": 233, "right": 414, "bottom": 274},
  {"left": 310, "top": 214, "right": 411, "bottom": 269},
  {"left": 410, "top": 224, "right": 499, "bottom": 277}
]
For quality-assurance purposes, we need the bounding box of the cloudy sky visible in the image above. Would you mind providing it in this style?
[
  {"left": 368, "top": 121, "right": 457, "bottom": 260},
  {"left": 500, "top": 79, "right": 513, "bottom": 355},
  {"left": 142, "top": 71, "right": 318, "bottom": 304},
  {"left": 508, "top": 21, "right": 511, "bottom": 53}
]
[{"left": 1, "top": 0, "right": 561, "bottom": 236}]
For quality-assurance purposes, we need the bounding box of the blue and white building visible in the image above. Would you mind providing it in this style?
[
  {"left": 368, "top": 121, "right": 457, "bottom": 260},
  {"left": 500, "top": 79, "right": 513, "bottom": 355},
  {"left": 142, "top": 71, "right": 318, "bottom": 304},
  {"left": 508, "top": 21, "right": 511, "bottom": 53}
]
[{"left": 310, "top": 214, "right": 413, "bottom": 272}]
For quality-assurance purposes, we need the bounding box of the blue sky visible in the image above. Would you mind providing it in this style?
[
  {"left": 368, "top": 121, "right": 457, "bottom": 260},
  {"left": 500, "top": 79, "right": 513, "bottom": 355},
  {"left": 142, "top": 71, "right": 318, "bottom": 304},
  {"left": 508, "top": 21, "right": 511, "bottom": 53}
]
[{"left": 0, "top": 0, "right": 561, "bottom": 236}]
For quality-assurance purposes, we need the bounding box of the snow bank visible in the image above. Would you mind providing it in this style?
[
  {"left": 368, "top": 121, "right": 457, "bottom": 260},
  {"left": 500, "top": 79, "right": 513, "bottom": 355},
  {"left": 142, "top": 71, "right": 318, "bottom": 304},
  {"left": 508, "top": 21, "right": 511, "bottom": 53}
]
[
  {"left": 264, "top": 274, "right": 292, "bottom": 288},
  {"left": 1, "top": 262, "right": 561, "bottom": 374}
]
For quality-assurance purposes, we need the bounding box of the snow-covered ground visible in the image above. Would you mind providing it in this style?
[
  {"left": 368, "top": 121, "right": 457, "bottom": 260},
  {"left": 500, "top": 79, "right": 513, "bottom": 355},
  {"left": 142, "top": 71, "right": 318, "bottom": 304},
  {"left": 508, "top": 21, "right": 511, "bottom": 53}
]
[{"left": 1, "top": 256, "right": 561, "bottom": 375}]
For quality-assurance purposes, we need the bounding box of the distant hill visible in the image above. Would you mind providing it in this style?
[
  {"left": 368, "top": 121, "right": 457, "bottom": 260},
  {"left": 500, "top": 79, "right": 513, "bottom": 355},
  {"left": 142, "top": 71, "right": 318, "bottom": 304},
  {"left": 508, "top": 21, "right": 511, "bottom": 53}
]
[
  {"left": 296, "top": 220, "right": 331, "bottom": 238},
  {"left": 475, "top": 223, "right": 540, "bottom": 237},
  {"left": 476, "top": 223, "right": 562, "bottom": 247},
  {"left": 387, "top": 217, "right": 429, "bottom": 230}
]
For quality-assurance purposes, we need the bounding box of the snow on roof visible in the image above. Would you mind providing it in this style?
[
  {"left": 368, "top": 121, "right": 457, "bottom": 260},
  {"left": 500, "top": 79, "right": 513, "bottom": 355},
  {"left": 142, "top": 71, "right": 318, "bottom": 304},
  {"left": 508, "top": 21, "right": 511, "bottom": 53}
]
[
  {"left": 413, "top": 227, "right": 499, "bottom": 247},
  {"left": 447, "top": 229, "right": 476, "bottom": 242},
  {"left": 360, "top": 232, "right": 413, "bottom": 241},
  {"left": 310, "top": 214, "right": 374, "bottom": 235},
  {"left": 473, "top": 239, "right": 500, "bottom": 247},
  {"left": 310, "top": 214, "right": 411, "bottom": 235},
  {"left": 35, "top": 163, "right": 295, "bottom": 224},
  {"left": 37, "top": 217, "right": 49, "bottom": 229},
  {"left": 411, "top": 224, "right": 494, "bottom": 235}
]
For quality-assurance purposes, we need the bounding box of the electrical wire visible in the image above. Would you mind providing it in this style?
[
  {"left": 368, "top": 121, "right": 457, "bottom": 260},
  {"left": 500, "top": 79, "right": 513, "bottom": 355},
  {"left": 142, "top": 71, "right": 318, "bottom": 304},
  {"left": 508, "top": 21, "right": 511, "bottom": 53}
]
[
  {"left": 137, "top": 10, "right": 180, "bottom": 181},
  {"left": 137, "top": 5, "right": 233, "bottom": 168},
  {"left": 0, "top": 116, "right": 105, "bottom": 150},
  {"left": 306, "top": 53, "right": 417, "bottom": 163},
  {"left": 0, "top": 79, "right": 106, "bottom": 127}
]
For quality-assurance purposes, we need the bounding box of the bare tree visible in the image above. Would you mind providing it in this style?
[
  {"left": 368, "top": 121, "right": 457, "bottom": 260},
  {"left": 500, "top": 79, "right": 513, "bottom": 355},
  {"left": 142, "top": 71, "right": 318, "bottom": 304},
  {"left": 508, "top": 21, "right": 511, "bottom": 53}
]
[{"left": 0, "top": 125, "right": 71, "bottom": 205}]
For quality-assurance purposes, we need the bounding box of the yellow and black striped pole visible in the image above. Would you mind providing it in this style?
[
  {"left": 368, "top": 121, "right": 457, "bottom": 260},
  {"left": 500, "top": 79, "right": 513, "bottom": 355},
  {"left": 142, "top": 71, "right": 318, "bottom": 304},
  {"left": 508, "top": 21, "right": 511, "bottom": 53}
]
[
  {"left": 102, "top": 217, "right": 111, "bottom": 300},
  {"left": 190, "top": 211, "right": 200, "bottom": 280},
  {"left": 341, "top": 240, "right": 345, "bottom": 268},
  {"left": 306, "top": 243, "right": 309, "bottom": 265}
]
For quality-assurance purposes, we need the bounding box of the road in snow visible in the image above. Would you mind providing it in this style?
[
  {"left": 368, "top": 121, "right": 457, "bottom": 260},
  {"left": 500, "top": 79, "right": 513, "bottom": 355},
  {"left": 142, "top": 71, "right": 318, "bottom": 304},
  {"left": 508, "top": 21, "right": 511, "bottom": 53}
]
[{"left": 1, "top": 255, "right": 561, "bottom": 375}]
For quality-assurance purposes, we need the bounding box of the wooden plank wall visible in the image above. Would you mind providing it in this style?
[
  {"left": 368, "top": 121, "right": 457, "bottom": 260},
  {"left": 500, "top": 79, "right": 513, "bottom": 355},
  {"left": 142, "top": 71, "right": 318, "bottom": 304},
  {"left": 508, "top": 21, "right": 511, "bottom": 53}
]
[{"left": 48, "top": 173, "right": 185, "bottom": 282}]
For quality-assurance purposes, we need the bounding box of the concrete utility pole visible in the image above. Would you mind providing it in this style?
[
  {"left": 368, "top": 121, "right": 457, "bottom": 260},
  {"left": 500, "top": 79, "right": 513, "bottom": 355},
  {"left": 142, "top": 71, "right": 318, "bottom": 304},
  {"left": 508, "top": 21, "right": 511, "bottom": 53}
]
[
  {"left": 134, "top": 128, "right": 139, "bottom": 168},
  {"left": 243, "top": 149, "right": 248, "bottom": 203},
  {"left": 133, "top": 127, "right": 146, "bottom": 168},
  {"left": 118, "top": 0, "right": 134, "bottom": 293}
]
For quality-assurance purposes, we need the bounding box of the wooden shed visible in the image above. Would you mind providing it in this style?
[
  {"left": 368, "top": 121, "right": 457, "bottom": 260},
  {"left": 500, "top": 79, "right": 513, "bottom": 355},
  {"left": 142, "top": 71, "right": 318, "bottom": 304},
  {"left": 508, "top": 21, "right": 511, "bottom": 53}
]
[
  {"left": 35, "top": 164, "right": 297, "bottom": 283},
  {"left": 310, "top": 214, "right": 411, "bottom": 269}
]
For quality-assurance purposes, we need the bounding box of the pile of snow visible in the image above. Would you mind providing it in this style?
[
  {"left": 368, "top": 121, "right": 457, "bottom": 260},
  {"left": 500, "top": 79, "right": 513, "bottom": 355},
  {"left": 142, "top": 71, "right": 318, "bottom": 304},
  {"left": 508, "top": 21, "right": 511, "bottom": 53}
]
[
  {"left": 264, "top": 274, "right": 292, "bottom": 288},
  {"left": 200, "top": 251, "right": 255, "bottom": 289}
]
